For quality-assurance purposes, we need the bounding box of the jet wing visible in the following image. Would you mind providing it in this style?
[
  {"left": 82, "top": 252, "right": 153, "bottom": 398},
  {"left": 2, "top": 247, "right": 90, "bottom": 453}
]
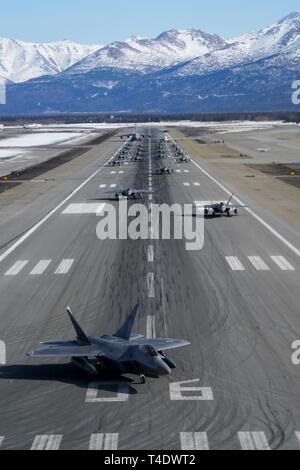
[
  {"left": 28, "top": 344, "right": 107, "bottom": 358},
  {"left": 133, "top": 338, "right": 190, "bottom": 351}
]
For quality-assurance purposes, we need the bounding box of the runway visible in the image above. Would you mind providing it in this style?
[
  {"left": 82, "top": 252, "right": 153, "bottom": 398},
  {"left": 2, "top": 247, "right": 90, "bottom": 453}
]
[{"left": 0, "top": 127, "right": 299, "bottom": 450}]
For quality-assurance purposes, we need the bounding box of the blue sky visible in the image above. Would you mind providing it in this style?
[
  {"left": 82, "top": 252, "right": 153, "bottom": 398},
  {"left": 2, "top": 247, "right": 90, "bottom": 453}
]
[{"left": 2, "top": 1, "right": 300, "bottom": 44}]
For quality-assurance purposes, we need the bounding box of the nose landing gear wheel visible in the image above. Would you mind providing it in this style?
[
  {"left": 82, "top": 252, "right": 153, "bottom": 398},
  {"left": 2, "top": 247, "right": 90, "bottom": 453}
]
[{"left": 140, "top": 375, "right": 146, "bottom": 384}]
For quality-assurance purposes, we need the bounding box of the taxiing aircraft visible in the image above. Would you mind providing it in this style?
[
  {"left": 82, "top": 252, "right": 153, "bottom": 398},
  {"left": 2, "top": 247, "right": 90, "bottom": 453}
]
[
  {"left": 198, "top": 194, "right": 248, "bottom": 217},
  {"left": 28, "top": 305, "right": 190, "bottom": 383},
  {"left": 157, "top": 166, "right": 174, "bottom": 175},
  {"left": 104, "top": 188, "right": 152, "bottom": 199}
]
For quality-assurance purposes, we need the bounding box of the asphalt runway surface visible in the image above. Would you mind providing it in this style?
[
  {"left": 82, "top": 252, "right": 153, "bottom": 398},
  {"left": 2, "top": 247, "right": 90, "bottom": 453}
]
[{"left": 0, "top": 128, "right": 299, "bottom": 450}]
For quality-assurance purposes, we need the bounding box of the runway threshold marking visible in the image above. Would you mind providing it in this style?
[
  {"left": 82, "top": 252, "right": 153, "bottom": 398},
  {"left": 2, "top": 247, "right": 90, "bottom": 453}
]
[
  {"left": 225, "top": 257, "right": 245, "bottom": 271},
  {"left": 30, "top": 260, "right": 52, "bottom": 275},
  {"left": 62, "top": 203, "right": 106, "bottom": 215},
  {"left": 180, "top": 433, "right": 210, "bottom": 451},
  {"left": 0, "top": 139, "right": 129, "bottom": 265},
  {"left": 248, "top": 256, "right": 270, "bottom": 271},
  {"left": 31, "top": 435, "right": 63, "bottom": 450},
  {"left": 54, "top": 259, "right": 74, "bottom": 274},
  {"left": 271, "top": 256, "right": 295, "bottom": 271},
  {"left": 89, "top": 433, "right": 119, "bottom": 451},
  {"left": 5, "top": 260, "right": 29, "bottom": 276},
  {"left": 188, "top": 154, "right": 300, "bottom": 258},
  {"left": 238, "top": 432, "right": 270, "bottom": 450}
]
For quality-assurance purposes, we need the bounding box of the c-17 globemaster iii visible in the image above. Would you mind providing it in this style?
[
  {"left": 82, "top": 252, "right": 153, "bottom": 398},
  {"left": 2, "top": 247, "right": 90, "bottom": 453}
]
[{"left": 28, "top": 305, "right": 190, "bottom": 384}]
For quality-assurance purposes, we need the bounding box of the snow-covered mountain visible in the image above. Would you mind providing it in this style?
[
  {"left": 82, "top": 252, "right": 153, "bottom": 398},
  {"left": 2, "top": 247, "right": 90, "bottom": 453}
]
[
  {"left": 0, "top": 38, "right": 102, "bottom": 83},
  {"left": 2, "top": 12, "right": 300, "bottom": 114},
  {"left": 164, "top": 11, "right": 300, "bottom": 78},
  {"left": 66, "top": 29, "right": 226, "bottom": 74}
]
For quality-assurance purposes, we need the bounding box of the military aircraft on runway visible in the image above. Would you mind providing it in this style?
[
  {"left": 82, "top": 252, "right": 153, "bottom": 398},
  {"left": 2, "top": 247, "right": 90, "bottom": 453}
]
[
  {"left": 157, "top": 166, "right": 174, "bottom": 175},
  {"left": 176, "top": 155, "right": 190, "bottom": 164},
  {"left": 120, "top": 126, "right": 145, "bottom": 141},
  {"left": 197, "top": 194, "right": 248, "bottom": 217},
  {"left": 28, "top": 305, "right": 190, "bottom": 384},
  {"left": 104, "top": 188, "right": 152, "bottom": 199}
]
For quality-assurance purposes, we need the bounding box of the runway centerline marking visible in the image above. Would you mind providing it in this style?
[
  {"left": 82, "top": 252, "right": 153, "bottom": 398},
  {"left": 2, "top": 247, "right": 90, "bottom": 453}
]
[
  {"left": 146, "top": 315, "right": 156, "bottom": 339},
  {"left": 55, "top": 259, "right": 74, "bottom": 275},
  {"left": 147, "top": 273, "right": 155, "bottom": 298},
  {"left": 89, "top": 434, "right": 119, "bottom": 451},
  {"left": 5, "top": 260, "right": 29, "bottom": 276},
  {"left": 62, "top": 203, "right": 106, "bottom": 215},
  {"left": 148, "top": 245, "right": 154, "bottom": 263},
  {"left": 238, "top": 432, "right": 270, "bottom": 451},
  {"left": 0, "top": 139, "right": 129, "bottom": 265},
  {"left": 31, "top": 435, "right": 63, "bottom": 451},
  {"left": 30, "top": 260, "right": 52, "bottom": 275},
  {"left": 180, "top": 433, "right": 210, "bottom": 451}
]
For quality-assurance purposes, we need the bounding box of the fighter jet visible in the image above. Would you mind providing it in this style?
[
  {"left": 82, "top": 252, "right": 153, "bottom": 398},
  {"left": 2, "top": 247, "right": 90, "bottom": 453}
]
[
  {"left": 197, "top": 194, "right": 248, "bottom": 217},
  {"left": 157, "top": 166, "right": 174, "bottom": 175},
  {"left": 104, "top": 188, "right": 152, "bottom": 199},
  {"left": 120, "top": 126, "right": 145, "bottom": 141},
  {"left": 176, "top": 155, "right": 190, "bottom": 164},
  {"left": 106, "top": 160, "right": 123, "bottom": 167},
  {"left": 28, "top": 305, "right": 190, "bottom": 384}
]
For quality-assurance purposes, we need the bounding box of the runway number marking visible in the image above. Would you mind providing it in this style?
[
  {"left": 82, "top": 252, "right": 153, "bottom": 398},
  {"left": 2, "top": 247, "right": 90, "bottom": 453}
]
[
  {"left": 89, "top": 433, "right": 119, "bottom": 450},
  {"left": 238, "top": 432, "right": 270, "bottom": 450},
  {"left": 170, "top": 379, "right": 214, "bottom": 401},
  {"left": 85, "top": 381, "right": 130, "bottom": 403},
  {"left": 0, "top": 341, "right": 6, "bottom": 365},
  {"left": 180, "top": 433, "right": 210, "bottom": 450},
  {"left": 31, "top": 435, "right": 62, "bottom": 450}
]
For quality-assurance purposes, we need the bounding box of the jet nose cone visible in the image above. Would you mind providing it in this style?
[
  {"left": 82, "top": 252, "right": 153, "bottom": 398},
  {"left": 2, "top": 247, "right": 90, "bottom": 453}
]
[{"left": 157, "top": 358, "right": 171, "bottom": 376}]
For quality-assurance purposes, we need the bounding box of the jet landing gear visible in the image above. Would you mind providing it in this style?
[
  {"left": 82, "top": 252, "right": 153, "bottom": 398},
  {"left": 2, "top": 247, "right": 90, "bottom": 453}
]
[{"left": 139, "top": 374, "right": 146, "bottom": 384}]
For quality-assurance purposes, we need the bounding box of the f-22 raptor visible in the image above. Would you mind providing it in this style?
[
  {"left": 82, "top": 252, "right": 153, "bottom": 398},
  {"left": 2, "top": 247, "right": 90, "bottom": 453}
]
[{"left": 28, "top": 305, "right": 190, "bottom": 384}]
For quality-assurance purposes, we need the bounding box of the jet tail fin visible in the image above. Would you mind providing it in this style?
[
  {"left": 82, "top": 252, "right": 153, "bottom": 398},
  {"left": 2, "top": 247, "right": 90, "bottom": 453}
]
[
  {"left": 227, "top": 193, "right": 234, "bottom": 205},
  {"left": 67, "top": 307, "right": 91, "bottom": 345},
  {"left": 115, "top": 305, "right": 139, "bottom": 341}
]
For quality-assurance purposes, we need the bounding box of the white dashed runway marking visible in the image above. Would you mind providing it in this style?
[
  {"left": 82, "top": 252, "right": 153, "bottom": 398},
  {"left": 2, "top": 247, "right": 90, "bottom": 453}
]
[
  {"left": 89, "top": 434, "right": 119, "bottom": 451},
  {"left": 55, "top": 259, "right": 74, "bottom": 275},
  {"left": 271, "top": 256, "right": 295, "bottom": 271},
  {"left": 110, "top": 184, "right": 117, "bottom": 189},
  {"left": 225, "top": 257, "right": 245, "bottom": 271},
  {"left": 148, "top": 245, "right": 154, "bottom": 262},
  {"left": 99, "top": 184, "right": 107, "bottom": 189},
  {"left": 30, "top": 260, "right": 52, "bottom": 275},
  {"left": 62, "top": 203, "right": 106, "bottom": 215},
  {"left": 5, "top": 260, "right": 29, "bottom": 276},
  {"left": 147, "top": 273, "right": 155, "bottom": 298},
  {"left": 146, "top": 315, "right": 156, "bottom": 339},
  {"left": 180, "top": 433, "right": 209, "bottom": 451},
  {"left": 248, "top": 256, "right": 270, "bottom": 271},
  {"left": 238, "top": 432, "right": 270, "bottom": 451},
  {"left": 31, "top": 435, "right": 63, "bottom": 451},
  {"left": 183, "top": 182, "right": 190, "bottom": 187}
]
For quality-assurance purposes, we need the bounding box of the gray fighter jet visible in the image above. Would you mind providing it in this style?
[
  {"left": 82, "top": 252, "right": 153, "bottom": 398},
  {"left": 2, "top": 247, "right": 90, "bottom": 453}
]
[
  {"left": 157, "top": 166, "right": 174, "bottom": 175},
  {"left": 104, "top": 188, "right": 152, "bottom": 199},
  {"left": 198, "top": 194, "right": 248, "bottom": 217},
  {"left": 28, "top": 305, "right": 190, "bottom": 383}
]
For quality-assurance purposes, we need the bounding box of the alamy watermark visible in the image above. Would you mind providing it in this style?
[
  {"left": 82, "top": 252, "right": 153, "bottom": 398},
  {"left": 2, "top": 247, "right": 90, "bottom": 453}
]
[
  {"left": 96, "top": 199, "right": 204, "bottom": 251},
  {"left": 292, "top": 80, "right": 300, "bottom": 105}
]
